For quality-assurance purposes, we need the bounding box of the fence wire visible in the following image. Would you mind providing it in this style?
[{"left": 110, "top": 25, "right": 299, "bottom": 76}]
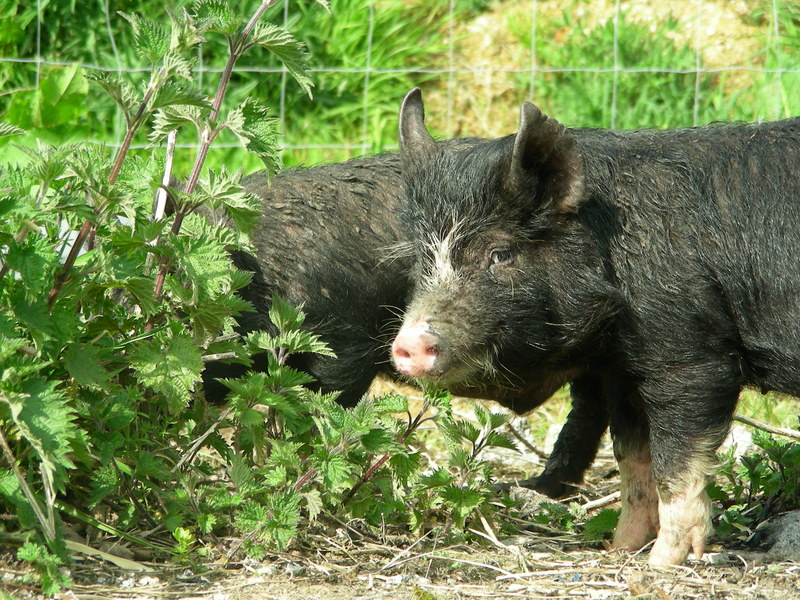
[{"left": 0, "top": 0, "right": 796, "bottom": 161}]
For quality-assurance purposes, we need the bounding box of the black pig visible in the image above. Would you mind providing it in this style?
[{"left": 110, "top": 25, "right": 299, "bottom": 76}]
[
  {"left": 392, "top": 87, "right": 800, "bottom": 566},
  {"left": 201, "top": 150, "right": 608, "bottom": 498}
]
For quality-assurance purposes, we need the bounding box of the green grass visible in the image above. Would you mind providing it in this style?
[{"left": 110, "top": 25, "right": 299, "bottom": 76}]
[
  {"left": 507, "top": 0, "right": 800, "bottom": 129},
  {"left": 3, "top": 1, "right": 799, "bottom": 173}
]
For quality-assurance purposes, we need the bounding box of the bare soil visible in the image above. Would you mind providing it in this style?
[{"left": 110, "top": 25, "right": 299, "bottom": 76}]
[{"left": 4, "top": 392, "right": 799, "bottom": 600}]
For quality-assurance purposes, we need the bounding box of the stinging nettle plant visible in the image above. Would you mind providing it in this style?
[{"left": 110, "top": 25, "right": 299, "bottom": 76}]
[
  {"left": 0, "top": 0, "right": 321, "bottom": 592},
  {"left": 0, "top": 0, "right": 527, "bottom": 593}
]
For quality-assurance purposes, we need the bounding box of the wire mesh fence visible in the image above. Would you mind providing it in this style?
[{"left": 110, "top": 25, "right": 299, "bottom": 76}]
[{"left": 1, "top": 0, "right": 798, "bottom": 167}]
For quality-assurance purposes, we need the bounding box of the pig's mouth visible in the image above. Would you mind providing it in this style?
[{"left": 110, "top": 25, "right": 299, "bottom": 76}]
[{"left": 391, "top": 319, "right": 502, "bottom": 387}]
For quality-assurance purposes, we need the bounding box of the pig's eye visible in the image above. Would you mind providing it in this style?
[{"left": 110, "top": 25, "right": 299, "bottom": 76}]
[{"left": 489, "top": 248, "right": 514, "bottom": 266}]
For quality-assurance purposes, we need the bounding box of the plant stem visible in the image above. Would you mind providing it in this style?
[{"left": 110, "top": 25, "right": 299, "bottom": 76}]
[
  {"left": 151, "top": 0, "right": 277, "bottom": 304},
  {"left": 0, "top": 422, "right": 56, "bottom": 544},
  {"left": 47, "top": 73, "right": 159, "bottom": 308}
]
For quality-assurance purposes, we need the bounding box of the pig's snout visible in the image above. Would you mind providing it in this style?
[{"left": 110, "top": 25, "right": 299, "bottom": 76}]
[{"left": 392, "top": 321, "right": 443, "bottom": 378}]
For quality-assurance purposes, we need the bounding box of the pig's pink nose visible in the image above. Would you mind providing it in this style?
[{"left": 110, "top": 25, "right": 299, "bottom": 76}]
[{"left": 391, "top": 321, "right": 440, "bottom": 378}]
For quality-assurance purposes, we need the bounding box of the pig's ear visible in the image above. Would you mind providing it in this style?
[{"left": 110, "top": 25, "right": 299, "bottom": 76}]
[
  {"left": 509, "top": 102, "right": 585, "bottom": 213},
  {"left": 399, "top": 88, "right": 437, "bottom": 173}
]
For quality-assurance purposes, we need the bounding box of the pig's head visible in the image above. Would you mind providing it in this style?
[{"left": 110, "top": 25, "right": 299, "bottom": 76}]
[{"left": 391, "top": 88, "right": 615, "bottom": 390}]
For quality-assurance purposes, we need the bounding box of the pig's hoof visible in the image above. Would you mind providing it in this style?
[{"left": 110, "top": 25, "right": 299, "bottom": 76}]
[{"left": 647, "top": 526, "right": 706, "bottom": 567}]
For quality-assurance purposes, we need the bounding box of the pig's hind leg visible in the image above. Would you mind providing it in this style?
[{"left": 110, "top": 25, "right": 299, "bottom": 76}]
[
  {"left": 533, "top": 374, "right": 610, "bottom": 498},
  {"left": 609, "top": 386, "right": 660, "bottom": 553}
]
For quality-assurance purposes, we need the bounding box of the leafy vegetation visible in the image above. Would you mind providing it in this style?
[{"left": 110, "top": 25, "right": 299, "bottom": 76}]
[
  {"left": 711, "top": 429, "right": 800, "bottom": 546},
  {"left": 2, "top": 0, "right": 800, "bottom": 595},
  {"left": 0, "top": 4, "right": 531, "bottom": 593}
]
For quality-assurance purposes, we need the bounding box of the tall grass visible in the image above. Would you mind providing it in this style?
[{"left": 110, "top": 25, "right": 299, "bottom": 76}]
[
  {"left": 507, "top": 0, "right": 800, "bottom": 129},
  {"left": 2, "top": 1, "right": 799, "bottom": 169}
]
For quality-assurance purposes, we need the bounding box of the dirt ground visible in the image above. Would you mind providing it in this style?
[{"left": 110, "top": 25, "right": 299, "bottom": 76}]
[
  {"left": 37, "top": 547, "right": 800, "bottom": 600},
  {"left": 4, "top": 405, "right": 800, "bottom": 600}
]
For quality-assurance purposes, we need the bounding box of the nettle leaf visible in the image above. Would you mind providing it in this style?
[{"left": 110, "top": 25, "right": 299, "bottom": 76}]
[
  {"left": 87, "top": 464, "right": 120, "bottom": 509},
  {"left": 5, "top": 234, "right": 57, "bottom": 297},
  {"left": 161, "top": 51, "right": 196, "bottom": 81},
  {"left": 2, "top": 377, "right": 79, "bottom": 486},
  {"left": 583, "top": 509, "right": 620, "bottom": 541},
  {"left": 149, "top": 81, "right": 211, "bottom": 113},
  {"left": 10, "top": 291, "right": 54, "bottom": 345},
  {"left": 453, "top": 420, "right": 481, "bottom": 444},
  {"left": 150, "top": 105, "right": 206, "bottom": 142},
  {"left": 424, "top": 387, "right": 453, "bottom": 415},
  {"left": 19, "top": 141, "right": 74, "bottom": 184},
  {"left": 439, "top": 485, "right": 485, "bottom": 526},
  {"left": 267, "top": 294, "right": 305, "bottom": 334},
  {"left": 372, "top": 394, "right": 408, "bottom": 415},
  {"left": 277, "top": 330, "right": 336, "bottom": 358},
  {"left": 389, "top": 452, "right": 421, "bottom": 487},
  {"left": 250, "top": 23, "right": 313, "bottom": 99},
  {"left": 263, "top": 491, "right": 301, "bottom": 550},
  {"left": 302, "top": 489, "right": 323, "bottom": 521},
  {"left": 473, "top": 403, "right": 490, "bottom": 427},
  {"left": 226, "top": 98, "right": 279, "bottom": 171},
  {"left": 119, "top": 11, "right": 170, "bottom": 64},
  {"left": 0, "top": 123, "right": 25, "bottom": 139},
  {"left": 314, "top": 452, "right": 355, "bottom": 494},
  {"left": 263, "top": 464, "right": 287, "bottom": 487},
  {"left": 129, "top": 334, "right": 204, "bottom": 413},
  {"left": 229, "top": 455, "right": 257, "bottom": 494},
  {"left": 267, "top": 439, "right": 304, "bottom": 471},
  {"left": 196, "top": 167, "right": 261, "bottom": 234},
  {"left": 483, "top": 431, "right": 518, "bottom": 453},
  {"left": 84, "top": 72, "right": 138, "bottom": 122},
  {"left": 166, "top": 8, "right": 206, "bottom": 53},
  {"left": 360, "top": 428, "right": 396, "bottom": 453},
  {"left": 63, "top": 342, "right": 112, "bottom": 387},
  {"left": 0, "top": 469, "right": 37, "bottom": 529},
  {"left": 489, "top": 411, "right": 511, "bottom": 430},
  {"left": 172, "top": 234, "right": 232, "bottom": 303},
  {"left": 420, "top": 467, "right": 453, "bottom": 489},
  {"left": 192, "top": 0, "right": 240, "bottom": 35}
]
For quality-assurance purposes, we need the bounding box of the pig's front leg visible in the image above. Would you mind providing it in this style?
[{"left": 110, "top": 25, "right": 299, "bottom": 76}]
[{"left": 641, "top": 376, "right": 738, "bottom": 566}]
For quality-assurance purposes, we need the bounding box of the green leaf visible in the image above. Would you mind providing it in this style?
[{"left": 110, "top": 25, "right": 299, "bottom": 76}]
[
  {"left": 483, "top": 431, "right": 518, "bottom": 452},
  {"left": 302, "top": 489, "right": 323, "bottom": 521},
  {"left": 583, "top": 509, "right": 620, "bottom": 541},
  {"left": 84, "top": 71, "right": 139, "bottom": 122},
  {"left": 0, "top": 123, "right": 25, "bottom": 139},
  {"left": 314, "top": 452, "right": 355, "bottom": 494},
  {"left": 226, "top": 98, "right": 279, "bottom": 171},
  {"left": 149, "top": 81, "right": 211, "bottom": 113},
  {"left": 263, "top": 464, "right": 287, "bottom": 487},
  {"left": 63, "top": 343, "right": 111, "bottom": 387},
  {"left": 229, "top": 455, "right": 257, "bottom": 494},
  {"left": 372, "top": 394, "right": 408, "bottom": 415},
  {"left": 0, "top": 469, "right": 37, "bottom": 529},
  {"left": 267, "top": 294, "right": 305, "bottom": 334},
  {"left": 389, "top": 452, "right": 422, "bottom": 487},
  {"left": 2, "top": 377, "right": 79, "bottom": 488},
  {"left": 193, "top": 0, "right": 241, "bottom": 35},
  {"left": 128, "top": 334, "right": 204, "bottom": 413},
  {"left": 8, "top": 64, "right": 90, "bottom": 129},
  {"left": 10, "top": 291, "right": 54, "bottom": 345},
  {"left": 171, "top": 234, "right": 234, "bottom": 303},
  {"left": 360, "top": 428, "right": 395, "bottom": 453},
  {"left": 119, "top": 12, "right": 170, "bottom": 64},
  {"left": 150, "top": 105, "right": 206, "bottom": 142},
  {"left": 5, "top": 235, "right": 57, "bottom": 296},
  {"left": 420, "top": 467, "right": 453, "bottom": 489},
  {"left": 263, "top": 491, "right": 301, "bottom": 550},
  {"left": 250, "top": 23, "right": 314, "bottom": 98}
]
